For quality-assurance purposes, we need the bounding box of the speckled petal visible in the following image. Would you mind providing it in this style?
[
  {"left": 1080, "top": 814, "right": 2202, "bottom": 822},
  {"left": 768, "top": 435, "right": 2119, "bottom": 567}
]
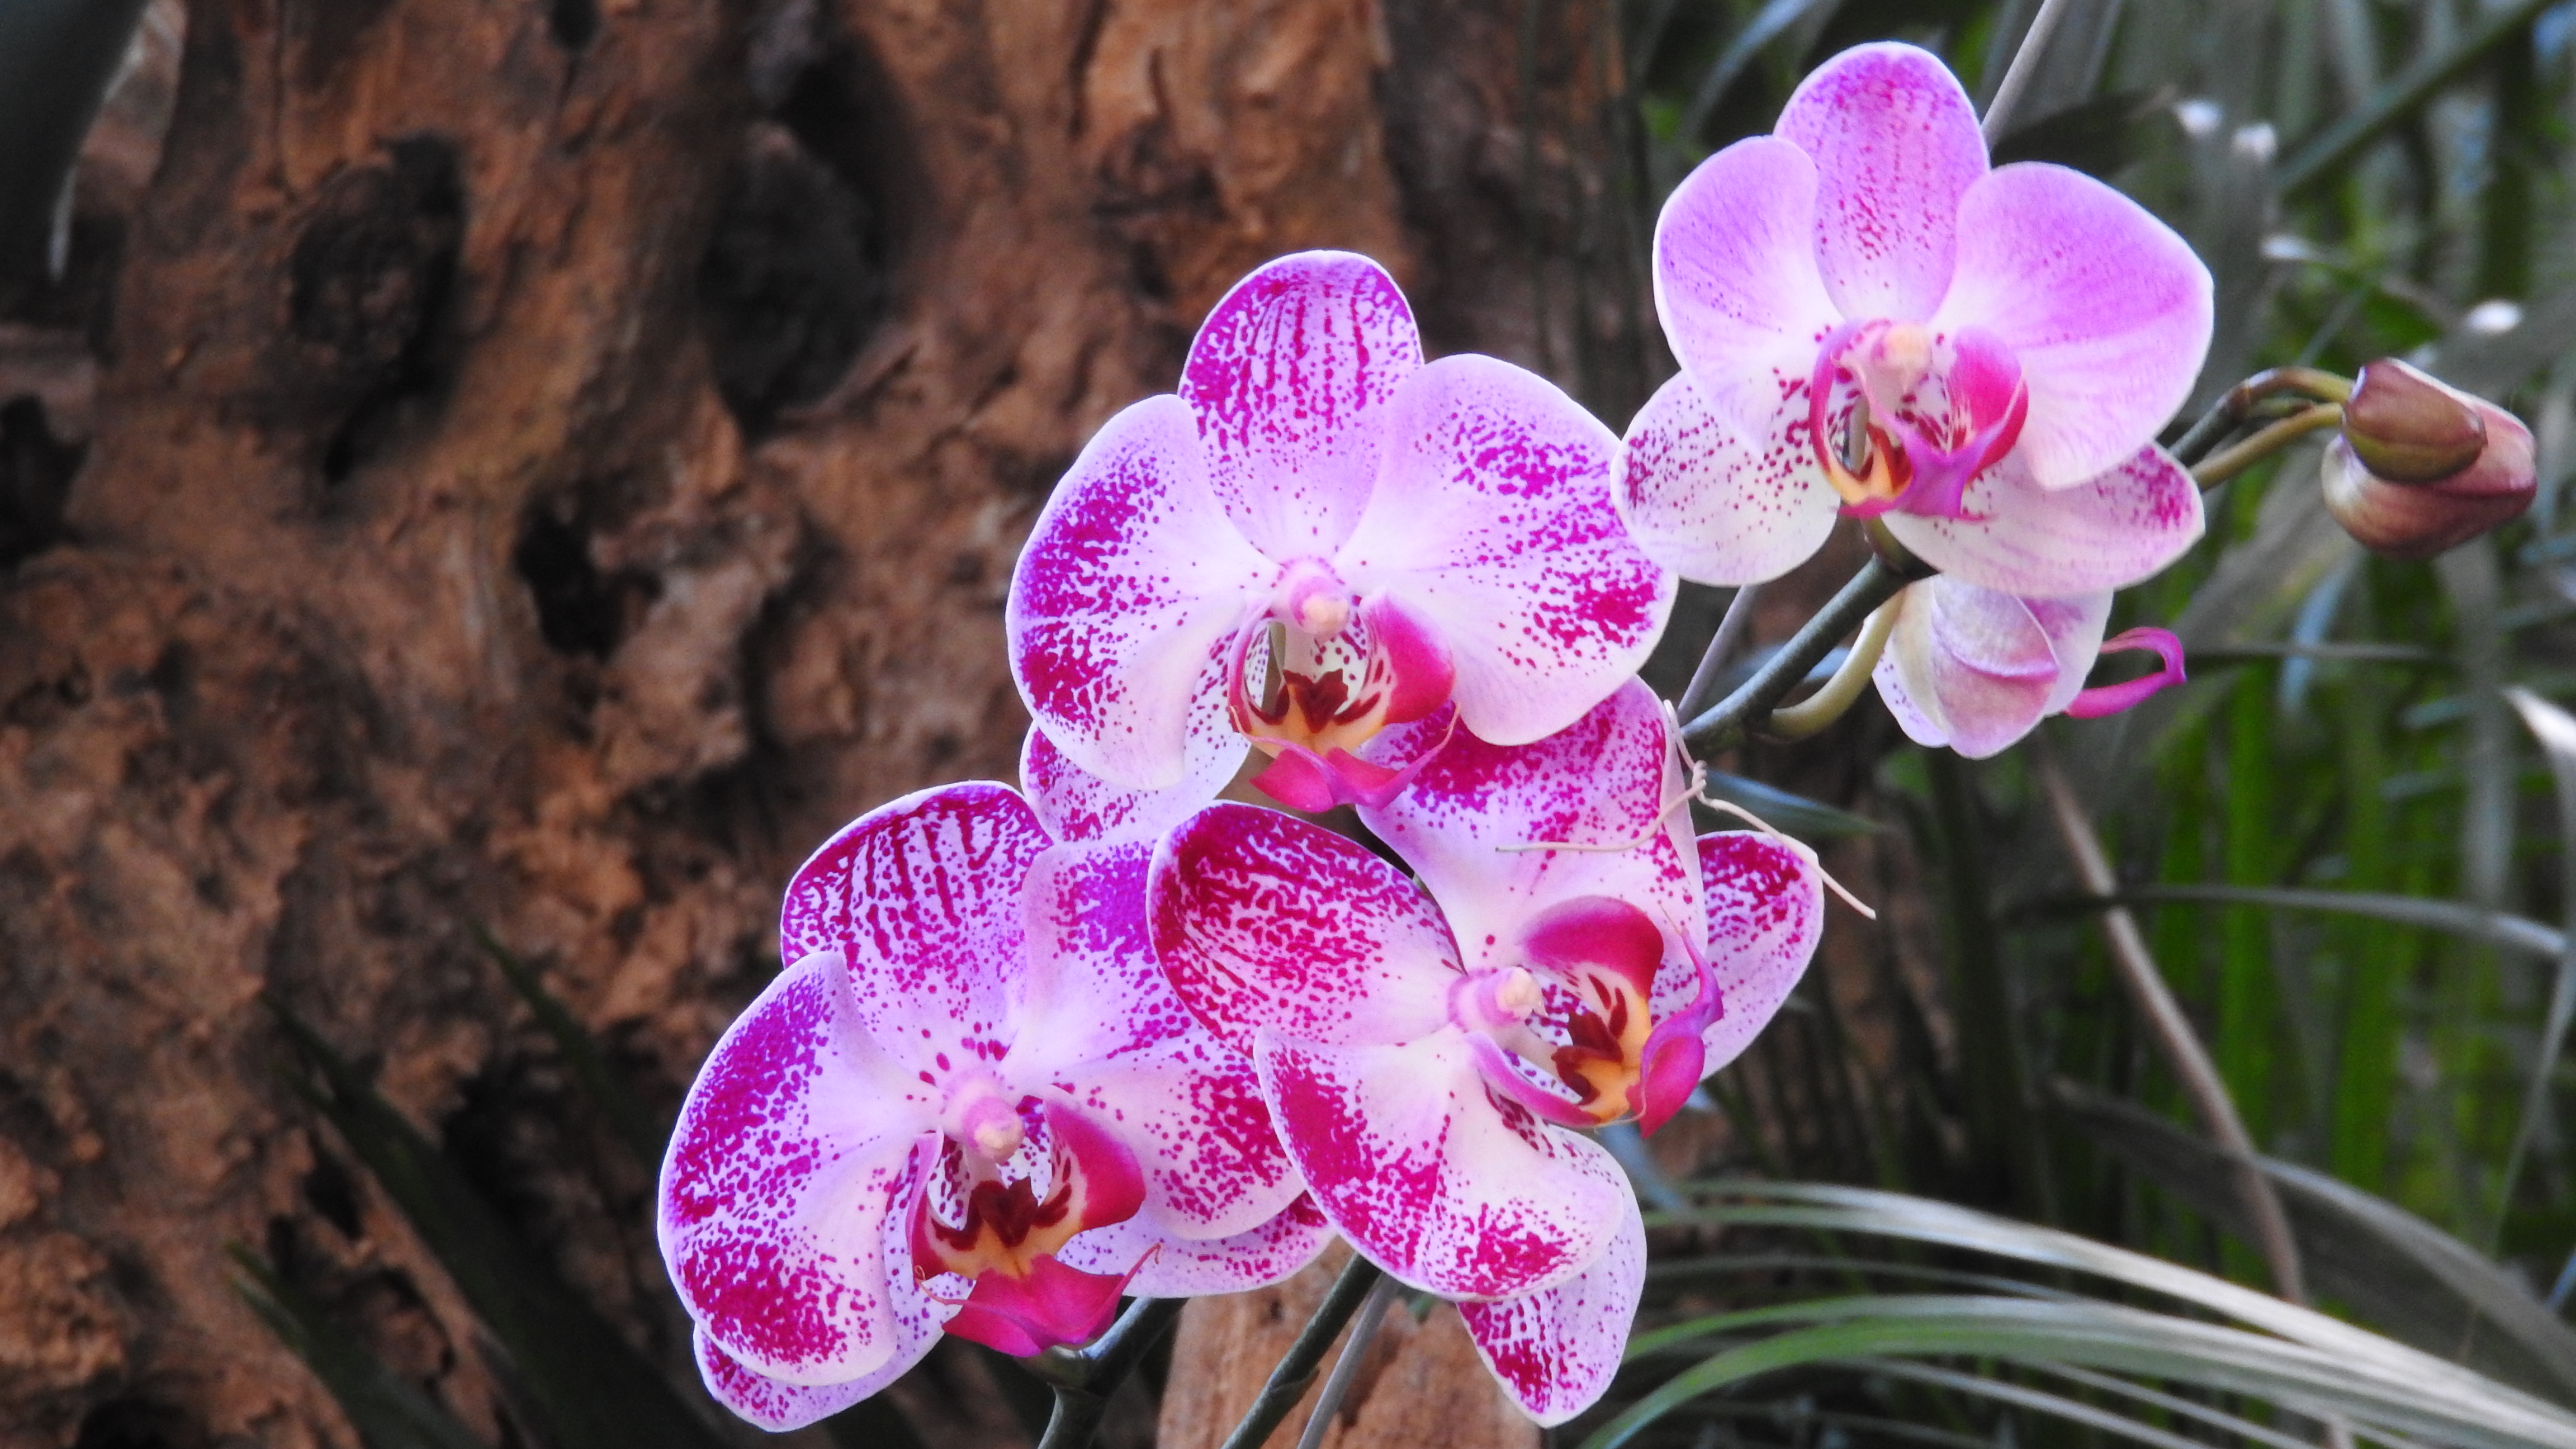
[
  {"left": 1255, "top": 1027, "right": 1631, "bottom": 1301},
  {"left": 1774, "top": 41, "right": 1987, "bottom": 321},
  {"left": 1361, "top": 679, "right": 1702, "bottom": 983},
  {"left": 1616, "top": 370, "right": 1843, "bottom": 587},
  {"left": 1334, "top": 354, "right": 1674, "bottom": 748},
  {"left": 1058, "top": 1192, "right": 1338, "bottom": 1296},
  {"left": 658, "top": 949, "right": 944, "bottom": 1386},
  {"left": 1181, "top": 251, "right": 1424, "bottom": 558},
  {"left": 1654, "top": 135, "right": 1844, "bottom": 446},
  {"left": 1879, "top": 444, "right": 2204, "bottom": 596},
  {"left": 693, "top": 1313, "right": 932, "bottom": 1433},
  {"left": 1014, "top": 838, "right": 1303, "bottom": 1240},
  {"left": 779, "top": 783, "right": 1053, "bottom": 1075},
  {"left": 1008, "top": 394, "right": 1276, "bottom": 790},
  {"left": 1149, "top": 804, "right": 1459, "bottom": 1054},
  {"left": 1692, "top": 833, "right": 1826, "bottom": 1072},
  {"left": 1931, "top": 166, "right": 2212, "bottom": 489},
  {"left": 1458, "top": 1190, "right": 1646, "bottom": 1427},
  {"left": 1020, "top": 696, "right": 1243, "bottom": 848}
]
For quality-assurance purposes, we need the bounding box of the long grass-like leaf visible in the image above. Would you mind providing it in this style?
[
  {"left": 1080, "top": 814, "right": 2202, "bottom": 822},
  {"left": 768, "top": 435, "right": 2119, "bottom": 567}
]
[
  {"left": 2059, "top": 1083, "right": 2576, "bottom": 1403},
  {"left": 2498, "top": 688, "right": 2576, "bottom": 1243},
  {"left": 2276, "top": 0, "right": 2563, "bottom": 191},
  {"left": 2123, "top": 884, "right": 2565, "bottom": 958},
  {"left": 1594, "top": 1294, "right": 2576, "bottom": 1449},
  {"left": 268, "top": 1003, "right": 730, "bottom": 1449},
  {"left": 471, "top": 925, "right": 667, "bottom": 1169},
  {"left": 232, "top": 1248, "right": 491, "bottom": 1449}
]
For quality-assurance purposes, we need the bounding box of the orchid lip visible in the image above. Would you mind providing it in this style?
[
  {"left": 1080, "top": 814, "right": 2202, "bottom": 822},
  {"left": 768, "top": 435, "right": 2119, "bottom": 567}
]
[
  {"left": 1453, "top": 897, "right": 1722, "bottom": 1133},
  {"left": 1807, "top": 319, "right": 2028, "bottom": 520}
]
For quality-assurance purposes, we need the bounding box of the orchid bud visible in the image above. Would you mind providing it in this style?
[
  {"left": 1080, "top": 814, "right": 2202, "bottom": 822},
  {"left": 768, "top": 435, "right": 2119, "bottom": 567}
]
[
  {"left": 2340, "top": 359, "right": 2486, "bottom": 482},
  {"left": 2321, "top": 389, "right": 2535, "bottom": 561}
]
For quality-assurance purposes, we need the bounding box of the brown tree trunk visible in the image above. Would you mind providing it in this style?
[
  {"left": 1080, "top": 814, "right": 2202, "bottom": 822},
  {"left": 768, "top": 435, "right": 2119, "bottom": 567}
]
[{"left": 0, "top": 1, "right": 1637, "bottom": 1445}]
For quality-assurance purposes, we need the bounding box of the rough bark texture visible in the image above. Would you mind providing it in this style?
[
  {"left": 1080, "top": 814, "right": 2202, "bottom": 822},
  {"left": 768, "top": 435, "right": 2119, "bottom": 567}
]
[{"left": 0, "top": 1, "right": 1638, "bottom": 1446}]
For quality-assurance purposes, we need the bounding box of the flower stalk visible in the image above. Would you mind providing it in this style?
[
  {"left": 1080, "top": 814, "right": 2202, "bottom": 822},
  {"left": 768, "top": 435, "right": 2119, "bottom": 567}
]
[
  {"left": 1218, "top": 1256, "right": 1388, "bottom": 1449},
  {"left": 1682, "top": 560, "right": 1910, "bottom": 756}
]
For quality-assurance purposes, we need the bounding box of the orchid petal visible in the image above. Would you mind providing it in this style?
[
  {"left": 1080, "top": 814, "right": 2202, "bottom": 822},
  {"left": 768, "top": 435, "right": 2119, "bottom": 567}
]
[
  {"left": 1457, "top": 1191, "right": 1646, "bottom": 1427},
  {"left": 1060, "top": 1193, "right": 1337, "bottom": 1296},
  {"left": 1654, "top": 136, "right": 1844, "bottom": 443},
  {"left": 1931, "top": 165, "right": 2213, "bottom": 489},
  {"left": 1774, "top": 41, "right": 1988, "bottom": 322},
  {"left": 1616, "top": 370, "right": 1843, "bottom": 587},
  {"left": 1008, "top": 394, "right": 1275, "bottom": 790},
  {"left": 1181, "top": 251, "right": 1424, "bottom": 558},
  {"left": 1150, "top": 804, "right": 1459, "bottom": 1054},
  {"left": 1362, "top": 679, "right": 1701, "bottom": 977},
  {"left": 1879, "top": 444, "right": 2204, "bottom": 596},
  {"left": 659, "top": 951, "right": 942, "bottom": 1385},
  {"left": 2029, "top": 592, "right": 2117, "bottom": 718},
  {"left": 1335, "top": 354, "right": 1673, "bottom": 748},
  {"left": 1016, "top": 839, "right": 1305, "bottom": 1239},
  {"left": 1255, "top": 1027, "right": 1631, "bottom": 1301},
  {"left": 1021, "top": 680, "right": 1242, "bottom": 847},
  {"left": 1693, "top": 832, "right": 1826, "bottom": 1073},
  {"left": 1884, "top": 580, "right": 2058, "bottom": 760},
  {"left": 692, "top": 1315, "right": 929, "bottom": 1433},
  {"left": 1872, "top": 634, "right": 1950, "bottom": 750},
  {"left": 780, "top": 783, "right": 1053, "bottom": 1073}
]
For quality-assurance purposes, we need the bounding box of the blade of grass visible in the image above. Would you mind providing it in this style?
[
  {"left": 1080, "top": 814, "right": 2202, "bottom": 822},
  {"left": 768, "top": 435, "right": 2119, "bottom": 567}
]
[
  {"left": 268, "top": 1002, "right": 730, "bottom": 1449},
  {"left": 2116, "top": 885, "right": 2564, "bottom": 960},
  {"left": 2276, "top": 0, "right": 2561, "bottom": 192},
  {"left": 471, "top": 924, "right": 665, "bottom": 1169},
  {"left": 2497, "top": 688, "right": 2576, "bottom": 1251},
  {"left": 233, "top": 1248, "right": 492, "bottom": 1449}
]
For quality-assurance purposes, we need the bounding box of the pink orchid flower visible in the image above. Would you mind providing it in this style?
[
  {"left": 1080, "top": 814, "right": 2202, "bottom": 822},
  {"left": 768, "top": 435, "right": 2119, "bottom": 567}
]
[
  {"left": 1009, "top": 250, "right": 1674, "bottom": 814},
  {"left": 1871, "top": 577, "right": 2186, "bottom": 759},
  {"left": 1618, "top": 42, "right": 2210, "bottom": 598},
  {"left": 1147, "top": 680, "right": 1825, "bottom": 1423},
  {"left": 657, "top": 733, "right": 1327, "bottom": 1430}
]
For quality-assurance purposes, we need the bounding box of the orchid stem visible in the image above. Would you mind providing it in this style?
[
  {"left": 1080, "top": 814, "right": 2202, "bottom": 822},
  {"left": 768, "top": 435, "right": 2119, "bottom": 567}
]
[
  {"left": 2170, "top": 367, "right": 2355, "bottom": 466},
  {"left": 1291, "top": 1274, "right": 1401, "bottom": 1449},
  {"left": 2190, "top": 402, "right": 2346, "bottom": 490},
  {"left": 1030, "top": 1296, "right": 1188, "bottom": 1449},
  {"left": 1218, "top": 1254, "right": 1387, "bottom": 1449},
  {"left": 1676, "top": 584, "right": 1763, "bottom": 721},
  {"left": 1682, "top": 560, "right": 1909, "bottom": 758},
  {"left": 1762, "top": 601, "right": 1900, "bottom": 741}
]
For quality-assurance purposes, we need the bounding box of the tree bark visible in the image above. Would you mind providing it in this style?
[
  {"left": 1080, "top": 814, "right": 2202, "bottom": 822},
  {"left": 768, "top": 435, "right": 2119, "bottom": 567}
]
[{"left": 0, "top": 2, "right": 1634, "bottom": 1445}]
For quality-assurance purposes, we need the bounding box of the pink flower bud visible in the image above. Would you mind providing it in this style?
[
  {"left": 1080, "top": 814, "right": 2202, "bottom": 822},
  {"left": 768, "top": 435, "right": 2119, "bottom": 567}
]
[
  {"left": 2321, "top": 382, "right": 2535, "bottom": 562},
  {"left": 2340, "top": 359, "right": 2487, "bottom": 483}
]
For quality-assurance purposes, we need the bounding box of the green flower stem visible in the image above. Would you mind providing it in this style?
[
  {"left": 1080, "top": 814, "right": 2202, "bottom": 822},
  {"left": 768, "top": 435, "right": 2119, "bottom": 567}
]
[
  {"left": 1031, "top": 1297, "right": 1188, "bottom": 1449},
  {"left": 2171, "top": 367, "right": 2355, "bottom": 466},
  {"left": 1291, "top": 1273, "right": 1402, "bottom": 1449},
  {"left": 1218, "top": 1254, "right": 1387, "bottom": 1449},
  {"left": 2190, "top": 402, "right": 2347, "bottom": 490},
  {"left": 1682, "top": 560, "right": 1911, "bottom": 759},
  {"left": 1763, "top": 600, "right": 1902, "bottom": 742}
]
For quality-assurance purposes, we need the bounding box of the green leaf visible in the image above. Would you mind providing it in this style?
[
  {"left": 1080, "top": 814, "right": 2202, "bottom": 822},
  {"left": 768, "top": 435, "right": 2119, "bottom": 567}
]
[
  {"left": 1594, "top": 1294, "right": 2576, "bottom": 1449},
  {"left": 231, "top": 1248, "right": 491, "bottom": 1449},
  {"left": 268, "top": 1002, "right": 732, "bottom": 1449},
  {"left": 1698, "top": 771, "right": 1884, "bottom": 837},
  {"left": 2276, "top": 0, "right": 2564, "bottom": 192},
  {"left": 2059, "top": 1082, "right": 2576, "bottom": 1405},
  {"left": 470, "top": 924, "right": 667, "bottom": 1168},
  {"left": 2122, "top": 883, "right": 2564, "bottom": 959}
]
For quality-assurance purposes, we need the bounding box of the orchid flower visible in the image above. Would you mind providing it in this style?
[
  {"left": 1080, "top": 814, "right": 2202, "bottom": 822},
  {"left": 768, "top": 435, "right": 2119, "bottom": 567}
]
[
  {"left": 1147, "top": 680, "right": 1825, "bottom": 1423},
  {"left": 657, "top": 733, "right": 1327, "bottom": 1430},
  {"left": 1871, "top": 577, "right": 2186, "bottom": 759},
  {"left": 1009, "top": 250, "right": 1675, "bottom": 814},
  {"left": 1619, "top": 42, "right": 2209, "bottom": 598}
]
